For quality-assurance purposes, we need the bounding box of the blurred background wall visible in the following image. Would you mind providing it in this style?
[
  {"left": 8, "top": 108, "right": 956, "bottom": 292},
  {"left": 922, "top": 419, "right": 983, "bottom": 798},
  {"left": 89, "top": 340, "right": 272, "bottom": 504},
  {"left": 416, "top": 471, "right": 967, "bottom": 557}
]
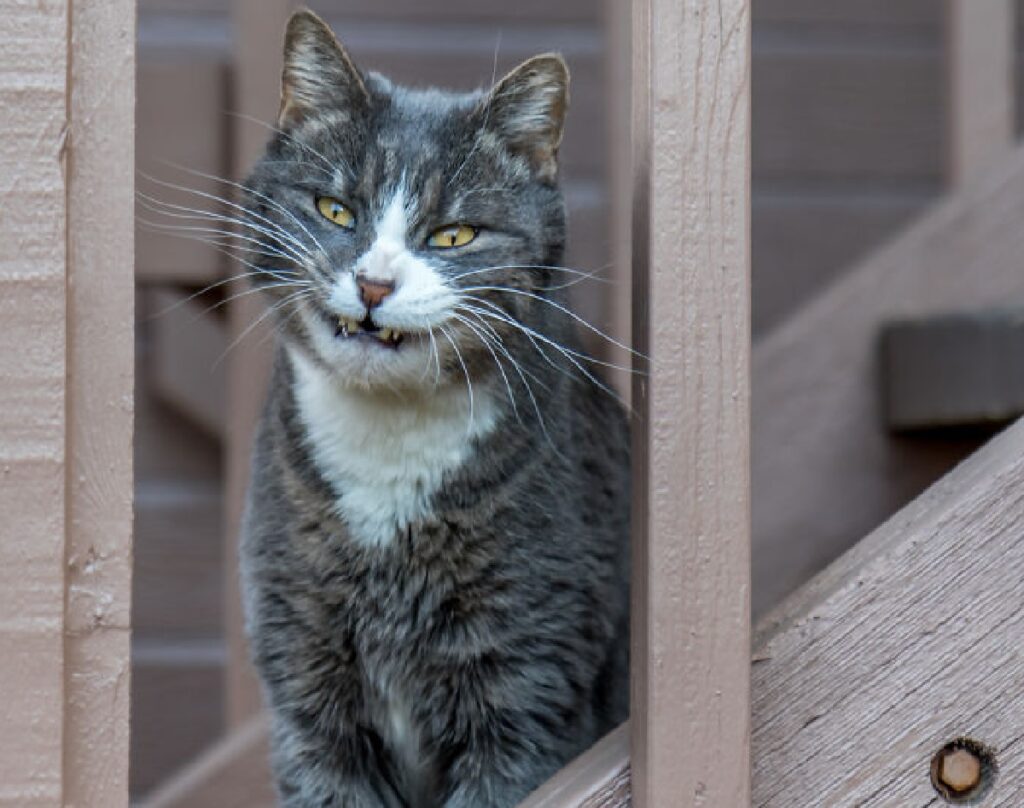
[{"left": 132, "top": 0, "right": 1018, "bottom": 800}]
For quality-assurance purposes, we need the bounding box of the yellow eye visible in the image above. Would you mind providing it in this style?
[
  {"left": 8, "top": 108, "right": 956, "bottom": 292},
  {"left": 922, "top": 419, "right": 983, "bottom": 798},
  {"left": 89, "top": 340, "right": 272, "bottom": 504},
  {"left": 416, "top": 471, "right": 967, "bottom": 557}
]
[
  {"left": 427, "top": 224, "right": 477, "bottom": 249},
  {"left": 316, "top": 196, "right": 355, "bottom": 228}
]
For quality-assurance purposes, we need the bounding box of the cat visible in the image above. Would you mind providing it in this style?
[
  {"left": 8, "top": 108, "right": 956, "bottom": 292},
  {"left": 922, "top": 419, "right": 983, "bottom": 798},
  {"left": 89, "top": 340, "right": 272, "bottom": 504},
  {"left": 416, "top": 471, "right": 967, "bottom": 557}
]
[{"left": 238, "top": 10, "right": 630, "bottom": 807}]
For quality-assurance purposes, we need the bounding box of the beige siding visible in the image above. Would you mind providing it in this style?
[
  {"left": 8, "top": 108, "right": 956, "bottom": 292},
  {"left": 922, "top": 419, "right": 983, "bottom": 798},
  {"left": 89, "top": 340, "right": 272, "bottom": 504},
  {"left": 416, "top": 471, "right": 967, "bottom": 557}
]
[{"left": 0, "top": 2, "right": 69, "bottom": 802}]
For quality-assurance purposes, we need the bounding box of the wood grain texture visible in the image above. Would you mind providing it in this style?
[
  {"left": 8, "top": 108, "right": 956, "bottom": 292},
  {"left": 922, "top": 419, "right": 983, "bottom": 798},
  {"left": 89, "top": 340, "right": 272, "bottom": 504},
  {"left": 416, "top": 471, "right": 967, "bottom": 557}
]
[
  {"left": 0, "top": 1, "right": 68, "bottom": 803},
  {"left": 946, "top": 0, "right": 1016, "bottom": 185},
  {"left": 752, "top": 416, "right": 1024, "bottom": 805},
  {"left": 519, "top": 723, "right": 630, "bottom": 808},
  {"left": 65, "top": 1, "right": 135, "bottom": 805},
  {"left": 630, "top": 0, "right": 751, "bottom": 806},
  {"left": 753, "top": 144, "right": 1024, "bottom": 617}
]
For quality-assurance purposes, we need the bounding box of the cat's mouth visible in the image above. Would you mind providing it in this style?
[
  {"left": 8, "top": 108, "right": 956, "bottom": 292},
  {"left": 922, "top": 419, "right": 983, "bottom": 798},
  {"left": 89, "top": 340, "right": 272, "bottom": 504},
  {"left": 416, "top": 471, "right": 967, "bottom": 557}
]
[{"left": 334, "top": 314, "right": 405, "bottom": 349}]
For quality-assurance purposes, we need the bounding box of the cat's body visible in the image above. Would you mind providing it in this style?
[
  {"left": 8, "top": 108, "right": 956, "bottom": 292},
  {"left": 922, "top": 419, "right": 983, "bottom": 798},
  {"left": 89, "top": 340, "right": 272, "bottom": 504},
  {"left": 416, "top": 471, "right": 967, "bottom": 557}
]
[{"left": 239, "top": 11, "right": 630, "bottom": 807}]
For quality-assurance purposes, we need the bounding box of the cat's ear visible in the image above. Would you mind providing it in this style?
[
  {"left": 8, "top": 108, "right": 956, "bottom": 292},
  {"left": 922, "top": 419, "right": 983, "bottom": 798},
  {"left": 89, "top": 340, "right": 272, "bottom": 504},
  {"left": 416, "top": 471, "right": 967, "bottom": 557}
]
[
  {"left": 279, "top": 9, "right": 369, "bottom": 128},
  {"left": 484, "top": 54, "right": 570, "bottom": 182}
]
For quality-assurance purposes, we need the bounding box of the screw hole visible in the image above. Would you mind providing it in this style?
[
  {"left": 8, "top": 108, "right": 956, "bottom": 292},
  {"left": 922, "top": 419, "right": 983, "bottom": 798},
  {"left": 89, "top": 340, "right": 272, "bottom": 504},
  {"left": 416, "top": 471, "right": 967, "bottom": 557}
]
[{"left": 930, "top": 738, "right": 997, "bottom": 804}]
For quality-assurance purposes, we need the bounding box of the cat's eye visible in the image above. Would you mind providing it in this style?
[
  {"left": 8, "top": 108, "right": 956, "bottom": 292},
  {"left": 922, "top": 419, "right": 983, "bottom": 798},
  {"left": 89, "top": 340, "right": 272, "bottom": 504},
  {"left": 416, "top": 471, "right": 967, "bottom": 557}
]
[
  {"left": 427, "top": 224, "right": 477, "bottom": 249},
  {"left": 316, "top": 196, "right": 355, "bottom": 229}
]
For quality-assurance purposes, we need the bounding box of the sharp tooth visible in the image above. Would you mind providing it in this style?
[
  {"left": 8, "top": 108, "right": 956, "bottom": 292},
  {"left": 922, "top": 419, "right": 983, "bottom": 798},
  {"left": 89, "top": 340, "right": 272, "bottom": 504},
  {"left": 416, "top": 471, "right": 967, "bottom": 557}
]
[
  {"left": 392, "top": 331, "right": 402, "bottom": 343},
  {"left": 347, "top": 318, "right": 362, "bottom": 334},
  {"left": 378, "top": 328, "right": 392, "bottom": 342}
]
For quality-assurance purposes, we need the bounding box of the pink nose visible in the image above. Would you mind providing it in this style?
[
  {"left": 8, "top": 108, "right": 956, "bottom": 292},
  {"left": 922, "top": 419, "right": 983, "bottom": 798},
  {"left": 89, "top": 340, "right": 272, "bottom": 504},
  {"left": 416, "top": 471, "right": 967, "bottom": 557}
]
[{"left": 356, "top": 276, "right": 395, "bottom": 309}]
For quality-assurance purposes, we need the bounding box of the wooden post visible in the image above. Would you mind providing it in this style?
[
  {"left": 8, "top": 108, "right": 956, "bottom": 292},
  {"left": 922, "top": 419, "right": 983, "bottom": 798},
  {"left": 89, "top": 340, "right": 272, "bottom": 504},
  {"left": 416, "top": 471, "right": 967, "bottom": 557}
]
[
  {"left": 65, "top": 0, "right": 135, "bottom": 804},
  {"left": 946, "top": 0, "right": 1015, "bottom": 185},
  {"left": 630, "top": 1, "right": 751, "bottom": 807},
  {"left": 0, "top": 0, "right": 133, "bottom": 804},
  {"left": 224, "top": 0, "right": 295, "bottom": 728}
]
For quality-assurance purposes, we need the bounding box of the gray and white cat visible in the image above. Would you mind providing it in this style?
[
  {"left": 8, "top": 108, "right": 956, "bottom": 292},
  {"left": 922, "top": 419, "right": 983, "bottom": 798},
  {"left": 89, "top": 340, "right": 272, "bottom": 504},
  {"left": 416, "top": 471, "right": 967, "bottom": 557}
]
[{"left": 239, "top": 10, "right": 630, "bottom": 807}]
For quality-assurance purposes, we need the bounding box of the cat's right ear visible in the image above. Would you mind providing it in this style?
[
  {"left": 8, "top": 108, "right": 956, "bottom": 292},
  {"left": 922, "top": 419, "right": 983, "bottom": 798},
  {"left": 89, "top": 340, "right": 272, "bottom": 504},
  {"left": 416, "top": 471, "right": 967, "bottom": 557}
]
[{"left": 279, "top": 9, "right": 369, "bottom": 128}]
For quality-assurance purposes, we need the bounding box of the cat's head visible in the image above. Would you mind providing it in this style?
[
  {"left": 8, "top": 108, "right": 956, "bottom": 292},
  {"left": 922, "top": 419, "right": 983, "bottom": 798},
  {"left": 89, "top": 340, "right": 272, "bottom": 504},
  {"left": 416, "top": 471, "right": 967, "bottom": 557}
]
[{"left": 243, "top": 9, "right": 570, "bottom": 393}]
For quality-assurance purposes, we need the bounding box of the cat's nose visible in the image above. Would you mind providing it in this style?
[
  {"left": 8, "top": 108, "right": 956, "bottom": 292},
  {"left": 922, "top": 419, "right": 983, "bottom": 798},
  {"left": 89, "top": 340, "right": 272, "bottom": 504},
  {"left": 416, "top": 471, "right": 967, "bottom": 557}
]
[{"left": 356, "top": 275, "right": 396, "bottom": 310}]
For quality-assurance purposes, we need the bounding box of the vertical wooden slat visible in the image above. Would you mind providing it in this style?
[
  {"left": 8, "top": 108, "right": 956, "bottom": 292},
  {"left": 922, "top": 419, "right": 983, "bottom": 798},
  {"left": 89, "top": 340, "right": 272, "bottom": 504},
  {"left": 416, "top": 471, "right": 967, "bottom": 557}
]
[
  {"left": 946, "top": 0, "right": 1015, "bottom": 185},
  {"left": 0, "top": 2, "right": 69, "bottom": 804},
  {"left": 630, "top": 1, "right": 751, "bottom": 806},
  {"left": 65, "top": 0, "right": 135, "bottom": 804},
  {"left": 224, "top": 0, "right": 294, "bottom": 727}
]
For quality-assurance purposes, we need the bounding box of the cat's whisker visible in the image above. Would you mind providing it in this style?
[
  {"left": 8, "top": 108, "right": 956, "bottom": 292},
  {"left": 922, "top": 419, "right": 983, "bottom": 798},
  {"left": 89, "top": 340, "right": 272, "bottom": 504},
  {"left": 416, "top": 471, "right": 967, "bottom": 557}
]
[
  {"left": 196, "top": 280, "right": 309, "bottom": 320},
  {"left": 146, "top": 269, "right": 297, "bottom": 322},
  {"left": 214, "top": 288, "right": 315, "bottom": 369},
  {"left": 457, "top": 301, "right": 567, "bottom": 391},
  {"left": 438, "top": 324, "right": 475, "bottom": 436},
  {"left": 136, "top": 213, "right": 309, "bottom": 269},
  {"left": 137, "top": 189, "right": 314, "bottom": 265},
  {"left": 459, "top": 295, "right": 625, "bottom": 374},
  {"left": 459, "top": 297, "right": 630, "bottom": 411},
  {"left": 453, "top": 305, "right": 548, "bottom": 390},
  {"left": 256, "top": 294, "right": 311, "bottom": 350},
  {"left": 457, "top": 307, "right": 565, "bottom": 456},
  {"left": 163, "top": 162, "right": 333, "bottom": 262},
  {"left": 459, "top": 285, "right": 645, "bottom": 360},
  {"left": 451, "top": 312, "right": 520, "bottom": 423},
  {"left": 428, "top": 329, "right": 442, "bottom": 387},
  {"left": 139, "top": 170, "right": 324, "bottom": 264}
]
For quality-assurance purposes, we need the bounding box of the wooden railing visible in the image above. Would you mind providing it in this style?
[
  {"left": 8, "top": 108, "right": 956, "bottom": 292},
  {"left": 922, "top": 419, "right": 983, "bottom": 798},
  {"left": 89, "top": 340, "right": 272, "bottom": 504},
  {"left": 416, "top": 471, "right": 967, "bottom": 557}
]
[{"left": 6, "top": 1, "right": 1024, "bottom": 806}]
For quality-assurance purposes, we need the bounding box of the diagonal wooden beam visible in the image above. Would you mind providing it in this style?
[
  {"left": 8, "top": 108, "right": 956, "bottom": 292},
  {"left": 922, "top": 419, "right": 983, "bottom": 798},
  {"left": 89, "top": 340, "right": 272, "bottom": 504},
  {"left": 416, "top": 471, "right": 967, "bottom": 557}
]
[{"left": 752, "top": 415, "right": 1024, "bottom": 804}]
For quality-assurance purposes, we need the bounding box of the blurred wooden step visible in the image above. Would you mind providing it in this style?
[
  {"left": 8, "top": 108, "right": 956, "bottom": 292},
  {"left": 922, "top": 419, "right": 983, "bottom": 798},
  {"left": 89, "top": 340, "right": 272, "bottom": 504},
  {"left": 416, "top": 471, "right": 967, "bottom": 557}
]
[{"left": 882, "top": 308, "right": 1024, "bottom": 431}]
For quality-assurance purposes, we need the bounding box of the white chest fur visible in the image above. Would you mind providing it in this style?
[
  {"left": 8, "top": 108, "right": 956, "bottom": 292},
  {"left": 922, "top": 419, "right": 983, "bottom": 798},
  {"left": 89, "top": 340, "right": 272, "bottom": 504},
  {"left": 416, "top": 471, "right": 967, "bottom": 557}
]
[{"left": 289, "top": 351, "right": 498, "bottom": 548}]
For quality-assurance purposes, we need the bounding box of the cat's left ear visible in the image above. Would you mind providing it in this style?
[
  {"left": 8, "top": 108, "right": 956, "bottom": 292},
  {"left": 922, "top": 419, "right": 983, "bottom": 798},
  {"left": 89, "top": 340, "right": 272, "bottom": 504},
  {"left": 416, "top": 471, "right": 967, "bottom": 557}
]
[
  {"left": 484, "top": 54, "right": 569, "bottom": 182},
  {"left": 279, "top": 9, "right": 369, "bottom": 128}
]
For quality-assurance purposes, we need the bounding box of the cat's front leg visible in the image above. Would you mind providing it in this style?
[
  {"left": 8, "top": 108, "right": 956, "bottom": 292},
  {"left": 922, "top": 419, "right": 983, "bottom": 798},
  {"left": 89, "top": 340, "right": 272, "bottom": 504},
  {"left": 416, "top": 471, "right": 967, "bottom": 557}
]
[
  {"left": 271, "top": 715, "right": 408, "bottom": 808},
  {"left": 434, "top": 665, "right": 594, "bottom": 808}
]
